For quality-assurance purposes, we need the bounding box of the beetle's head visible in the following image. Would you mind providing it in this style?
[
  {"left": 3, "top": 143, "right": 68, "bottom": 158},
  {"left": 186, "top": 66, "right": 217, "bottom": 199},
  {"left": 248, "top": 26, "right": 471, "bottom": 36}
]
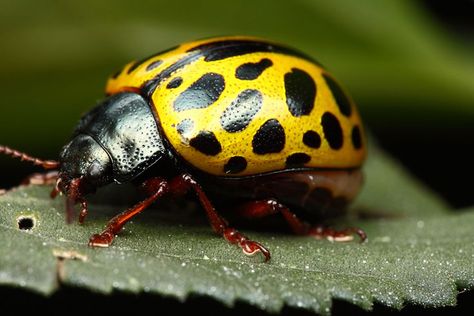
[
  {"left": 58, "top": 134, "right": 112, "bottom": 192},
  {"left": 55, "top": 134, "right": 113, "bottom": 222}
]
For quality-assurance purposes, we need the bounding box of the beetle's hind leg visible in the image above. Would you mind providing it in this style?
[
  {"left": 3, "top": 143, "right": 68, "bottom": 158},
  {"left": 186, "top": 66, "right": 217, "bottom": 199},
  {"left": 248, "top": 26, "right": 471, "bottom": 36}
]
[{"left": 236, "top": 199, "right": 366, "bottom": 242}]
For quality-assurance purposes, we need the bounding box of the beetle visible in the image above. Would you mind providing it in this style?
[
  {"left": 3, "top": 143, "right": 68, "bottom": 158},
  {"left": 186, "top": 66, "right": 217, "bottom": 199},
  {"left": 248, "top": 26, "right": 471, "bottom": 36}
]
[{"left": 0, "top": 36, "right": 367, "bottom": 261}]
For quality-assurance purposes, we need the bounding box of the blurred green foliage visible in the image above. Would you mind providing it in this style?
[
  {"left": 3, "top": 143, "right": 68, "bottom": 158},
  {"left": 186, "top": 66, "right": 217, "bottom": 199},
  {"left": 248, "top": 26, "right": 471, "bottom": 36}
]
[{"left": 0, "top": 0, "right": 473, "bottom": 156}]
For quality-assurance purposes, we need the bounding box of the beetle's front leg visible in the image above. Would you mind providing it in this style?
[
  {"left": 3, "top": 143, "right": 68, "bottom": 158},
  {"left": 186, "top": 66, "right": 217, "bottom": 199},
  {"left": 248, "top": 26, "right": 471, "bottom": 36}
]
[
  {"left": 88, "top": 177, "right": 169, "bottom": 247},
  {"left": 22, "top": 170, "right": 59, "bottom": 186},
  {"left": 0, "top": 145, "right": 60, "bottom": 195},
  {"left": 0, "top": 170, "right": 59, "bottom": 196}
]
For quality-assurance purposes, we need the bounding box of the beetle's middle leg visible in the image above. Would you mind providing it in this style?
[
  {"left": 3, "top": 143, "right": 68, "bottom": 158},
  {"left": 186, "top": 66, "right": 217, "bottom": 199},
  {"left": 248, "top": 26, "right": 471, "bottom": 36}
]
[
  {"left": 236, "top": 199, "right": 366, "bottom": 242},
  {"left": 168, "top": 173, "right": 271, "bottom": 261}
]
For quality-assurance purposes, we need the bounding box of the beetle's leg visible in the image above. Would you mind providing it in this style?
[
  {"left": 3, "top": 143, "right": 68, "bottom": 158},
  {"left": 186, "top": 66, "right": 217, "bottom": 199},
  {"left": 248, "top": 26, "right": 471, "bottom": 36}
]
[
  {"left": 0, "top": 146, "right": 59, "bottom": 195},
  {"left": 63, "top": 177, "right": 91, "bottom": 224},
  {"left": 78, "top": 199, "right": 89, "bottom": 225},
  {"left": 237, "top": 199, "right": 366, "bottom": 242},
  {"left": 88, "top": 177, "right": 169, "bottom": 247},
  {"left": 0, "top": 170, "right": 58, "bottom": 194},
  {"left": 0, "top": 171, "right": 59, "bottom": 196},
  {"left": 169, "top": 174, "right": 271, "bottom": 261},
  {"left": 21, "top": 170, "right": 59, "bottom": 186}
]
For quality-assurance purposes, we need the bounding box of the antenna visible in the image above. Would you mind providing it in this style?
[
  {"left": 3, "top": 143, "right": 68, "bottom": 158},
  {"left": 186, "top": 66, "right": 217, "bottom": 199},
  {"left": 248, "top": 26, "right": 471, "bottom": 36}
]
[{"left": 0, "top": 145, "right": 59, "bottom": 169}]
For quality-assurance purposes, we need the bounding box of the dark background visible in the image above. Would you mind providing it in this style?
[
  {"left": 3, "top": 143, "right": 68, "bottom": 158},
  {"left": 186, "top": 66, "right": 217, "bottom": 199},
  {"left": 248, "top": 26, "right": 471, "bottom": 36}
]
[{"left": 1, "top": 0, "right": 473, "bottom": 314}]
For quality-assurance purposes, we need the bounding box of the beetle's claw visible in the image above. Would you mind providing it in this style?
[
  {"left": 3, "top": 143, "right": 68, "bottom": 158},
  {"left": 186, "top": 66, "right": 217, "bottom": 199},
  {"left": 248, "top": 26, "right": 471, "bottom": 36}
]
[
  {"left": 223, "top": 228, "right": 271, "bottom": 262},
  {"left": 309, "top": 226, "right": 367, "bottom": 243},
  {"left": 89, "top": 231, "right": 114, "bottom": 248},
  {"left": 241, "top": 240, "right": 271, "bottom": 262}
]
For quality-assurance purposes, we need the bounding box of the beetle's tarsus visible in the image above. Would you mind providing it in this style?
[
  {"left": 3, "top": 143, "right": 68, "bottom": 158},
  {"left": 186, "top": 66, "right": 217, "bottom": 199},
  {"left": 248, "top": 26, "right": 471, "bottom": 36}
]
[
  {"left": 309, "top": 226, "right": 367, "bottom": 243},
  {"left": 223, "top": 228, "right": 271, "bottom": 262},
  {"left": 89, "top": 231, "right": 114, "bottom": 247}
]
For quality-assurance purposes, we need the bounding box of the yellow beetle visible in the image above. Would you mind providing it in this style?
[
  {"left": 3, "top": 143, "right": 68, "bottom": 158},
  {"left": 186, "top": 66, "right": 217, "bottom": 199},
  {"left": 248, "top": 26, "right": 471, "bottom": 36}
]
[{"left": 1, "top": 36, "right": 367, "bottom": 261}]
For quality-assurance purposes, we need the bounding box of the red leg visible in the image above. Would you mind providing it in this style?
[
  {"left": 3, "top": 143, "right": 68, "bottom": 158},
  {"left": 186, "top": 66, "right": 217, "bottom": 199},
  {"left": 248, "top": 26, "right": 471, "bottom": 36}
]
[
  {"left": 0, "top": 145, "right": 59, "bottom": 195},
  {"left": 169, "top": 174, "right": 271, "bottom": 261},
  {"left": 237, "top": 199, "right": 366, "bottom": 242},
  {"left": 89, "top": 177, "right": 169, "bottom": 247},
  {"left": 0, "top": 171, "right": 59, "bottom": 196},
  {"left": 21, "top": 170, "right": 59, "bottom": 186},
  {"left": 88, "top": 174, "right": 270, "bottom": 261},
  {"left": 60, "top": 177, "right": 91, "bottom": 224},
  {"left": 0, "top": 170, "right": 59, "bottom": 195}
]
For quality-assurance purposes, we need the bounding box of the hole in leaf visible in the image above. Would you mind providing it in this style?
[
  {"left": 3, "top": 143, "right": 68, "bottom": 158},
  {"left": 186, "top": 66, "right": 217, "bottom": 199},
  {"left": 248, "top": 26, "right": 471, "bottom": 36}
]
[{"left": 17, "top": 216, "right": 35, "bottom": 230}]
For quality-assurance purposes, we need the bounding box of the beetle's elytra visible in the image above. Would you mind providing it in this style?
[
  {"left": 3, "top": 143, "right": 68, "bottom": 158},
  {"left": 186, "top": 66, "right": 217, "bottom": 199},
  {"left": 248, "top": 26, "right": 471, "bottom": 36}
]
[{"left": 0, "top": 36, "right": 367, "bottom": 261}]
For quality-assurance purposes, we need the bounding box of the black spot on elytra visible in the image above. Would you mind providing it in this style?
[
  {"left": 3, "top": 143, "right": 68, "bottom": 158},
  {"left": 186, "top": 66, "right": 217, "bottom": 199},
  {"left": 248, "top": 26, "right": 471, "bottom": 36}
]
[
  {"left": 167, "top": 77, "right": 183, "bottom": 89},
  {"left": 235, "top": 58, "right": 273, "bottom": 80},
  {"left": 127, "top": 62, "right": 140, "bottom": 74},
  {"left": 351, "top": 125, "right": 362, "bottom": 149},
  {"left": 189, "top": 131, "right": 222, "bottom": 156},
  {"left": 322, "top": 73, "right": 352, "bottom": 117},
  {"left": 146, "top": 59, "right": 163, "bottom": 71},
  {"left": 321, "top": 112, "right": 343, "bottom": 150},
  {"left": 127, "top": 46, "right": 179, "bottom": 74},
  {"left": 111, "top": 69, "right": 122, "bottom": 79},
  {"left": 303, "top": 130, "right": 321, "bottom": 149},
  {"left": 252, "top": 119, "right": 285, "bottom": 154},
  {"left": 176, "top": 118, "right": 194, "bottom": 136},
  {"left": 284, "top": 68, "right": 317, "bottom": 117},
  {"left": 224, "top": 156, "right": 247, "bottom": 174},
  {"left": 220, "top": 89, "right": 263, "bottom": 133},
  {"left": 286, "top": 153, "right": 311, "bottom": 167},
  {"left": 186, "top": 39, "right": 322, "bottom": 66},
  {"left": 173, "top": 73, "right": 225, "bottom": 112}
]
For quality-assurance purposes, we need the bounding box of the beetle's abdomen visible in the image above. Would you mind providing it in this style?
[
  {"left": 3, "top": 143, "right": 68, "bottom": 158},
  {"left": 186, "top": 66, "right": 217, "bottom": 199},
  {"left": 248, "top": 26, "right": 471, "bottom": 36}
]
[
  {"left": 201, "top": 169, "right": 363, "bottom": 222},
  {"left": 106, "top": 37, "right": 366, "bottom": 177}
]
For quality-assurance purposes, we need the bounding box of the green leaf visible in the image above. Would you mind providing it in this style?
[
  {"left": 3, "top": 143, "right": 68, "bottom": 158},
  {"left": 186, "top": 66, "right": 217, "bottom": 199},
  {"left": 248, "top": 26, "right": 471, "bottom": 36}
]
[{"left": 0, "top": 145, "right": 472, "bottom": 314}]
